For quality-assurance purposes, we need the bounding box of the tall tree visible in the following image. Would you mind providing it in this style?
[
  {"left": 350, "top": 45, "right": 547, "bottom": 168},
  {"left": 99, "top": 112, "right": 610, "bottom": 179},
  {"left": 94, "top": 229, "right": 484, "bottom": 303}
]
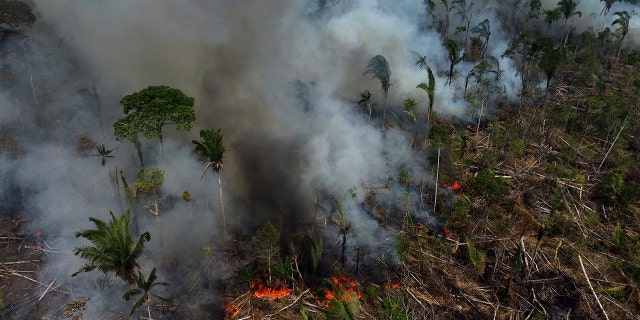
[
  {"left": 612, "top": 10, "right": 631, "bottom": 60},
  {"left": 123, "top": 268, "right": 169, "bottom": 317},
  {"left": 357, "top": 90, "right": 373, "bottom": 124},
  {"left": 557, "top": 0, "right": 582, "bottom": 46},
  {"left": 453, "top": 0, "right": 477, "bottom": 52},
  {"left": 600, "top": 0, "right": 620, "bottom": 16},
  {"left": 362, "top": 55, "right": 391, "bottom": 129},
  {"left": 332, "top": 199, "right": 352, "bottom": 267},
  {"left": 192, "top": 128, "right": 227, "bottom": 236},
  {"left": 72, "top": 210, "right": 150, "bottom": 285},
  {"left": 471, "top": 19, "right": 491, "bottom": 59},
  {"left": 444, "top": 38, "right": 464, "bottom": 85},
  {"left": 114, "top": 85, "right": 195, "bottom": 154},
  {"left": 416, "top": 62, "right": 436, "bottom": 128},
  {"left": 251, "top": 222, "right": 281, "bottom": 284},
  {"left": 133, "top": 167, "right": 166, "bottom": 261}
]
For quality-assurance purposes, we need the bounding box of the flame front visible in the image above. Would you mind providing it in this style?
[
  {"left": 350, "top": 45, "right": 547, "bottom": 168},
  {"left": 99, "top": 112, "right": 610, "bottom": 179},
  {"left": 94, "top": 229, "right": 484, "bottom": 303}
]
[{"left": 251, "top": 280, "right": 291, "bottom": 299}]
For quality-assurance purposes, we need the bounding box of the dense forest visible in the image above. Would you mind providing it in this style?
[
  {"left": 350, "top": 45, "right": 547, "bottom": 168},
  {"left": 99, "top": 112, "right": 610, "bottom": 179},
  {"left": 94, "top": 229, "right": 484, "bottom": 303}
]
[{"left": 1, "top": 0, "right": 640, "bottom": 319}]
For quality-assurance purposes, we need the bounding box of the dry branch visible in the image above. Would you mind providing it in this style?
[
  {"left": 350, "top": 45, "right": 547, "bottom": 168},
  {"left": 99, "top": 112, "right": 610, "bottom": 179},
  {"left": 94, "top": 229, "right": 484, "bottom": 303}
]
[{"left": 579, "top": 255, "right": 609, "bottom": 320}]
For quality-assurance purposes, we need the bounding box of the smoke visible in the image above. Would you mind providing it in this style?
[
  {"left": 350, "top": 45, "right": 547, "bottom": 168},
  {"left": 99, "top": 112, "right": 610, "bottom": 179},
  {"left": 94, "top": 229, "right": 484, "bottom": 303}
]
[{"left": 2, "top": 0, "right": 639, "bottom": 318}]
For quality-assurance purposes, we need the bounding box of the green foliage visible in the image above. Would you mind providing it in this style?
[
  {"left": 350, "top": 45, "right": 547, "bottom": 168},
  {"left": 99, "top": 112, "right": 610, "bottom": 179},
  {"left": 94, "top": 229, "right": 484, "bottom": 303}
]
[
  {"left": 452, "top": 194, "right": 472, "bottom": 218},
  {"left": 416, "top": 63, "right": 436, "bottom": 125},
  {"left": 594, "top": 165, "right": 632, "bottom": 207},
  {"left": 192, "top": 128, "right": 225, "bottom": 173},
  {"left": 510, "top": 139, "right": 525, "bottom": 158},
  {"left": 327, "top": 295, "right": 360, "bottom": 320},
  {"left": 123, "top": 268, "right": 169, "bottom": 315},
  {"left": 73, "top": 210, "right": 151, "bottom": 284},
  {"left": 468, "top": 169, "right": 507, "bottom": 202},
  {"left": 182, "top": 190, "right": 193, "bottom": 202},
  {"left": 444, "top": 38, "right": 464, "bottom": 85},
  {"left": 362, "top": 55, "right": 391, "bottom": 97},
  {"left": 114, "top": 85, "right": 195, "bottom": 145},
  {"left": 300, "top": 228, "right": 323, "bottom": 272},
  {"left": 398, "top": 165, "right": 411, "bottom": 187},
  {"left": 402, "top": 98, "right": 417, "bottom": 122},
  {"left": 251, "top": 222, "right": 281, "bottom": 280},
  {"left": 92, "top": 144, "right": 114, "bottom": 166},
  {"left": 613, "top": 221, "right": 626, "bottom": 251},
  {"left": 428, "top": 124, "right": 448, "bottom": 146},
  {"left": 133, "top": 167, "right": 165, "bottom": 195},
  {"left": 466, "top": 239, "right": 486, "bottom": 276},
  {"left": 382, "top": 295, "right": 407, "bottom": 320}
]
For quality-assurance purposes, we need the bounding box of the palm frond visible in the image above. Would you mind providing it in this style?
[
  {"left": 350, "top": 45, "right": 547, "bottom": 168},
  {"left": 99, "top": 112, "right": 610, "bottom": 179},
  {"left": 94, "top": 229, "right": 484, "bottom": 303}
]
[{"left": 362, "top": 55, "right": 391, "bottom": 95}]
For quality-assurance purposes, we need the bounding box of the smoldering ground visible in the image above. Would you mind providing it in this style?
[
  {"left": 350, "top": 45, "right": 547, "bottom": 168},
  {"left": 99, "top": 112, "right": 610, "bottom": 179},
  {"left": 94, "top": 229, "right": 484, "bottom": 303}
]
[{"left": 2, "top": 0, "right": 640, "bottom": 318}]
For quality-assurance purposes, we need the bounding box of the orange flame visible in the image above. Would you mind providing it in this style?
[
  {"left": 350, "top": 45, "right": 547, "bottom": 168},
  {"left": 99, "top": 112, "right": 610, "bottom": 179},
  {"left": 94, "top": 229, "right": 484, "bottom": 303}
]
[
  {"left": 383, "top": 282, "right": 400, "bottom": 290},
  {"left": 443, "top": 228, "right": 451, "bottom": 239},
  {"left": 251, "top": 280, "right": 291, "bottom": 299},
  {"left": 444, "top": 180, "right": 460, "bottom": 191},
  {"left": 223, "top": 303, "right": 239, "bottom": 319},
  {"left": 320, "top": 275, "right": 361, "bottom": 307}
]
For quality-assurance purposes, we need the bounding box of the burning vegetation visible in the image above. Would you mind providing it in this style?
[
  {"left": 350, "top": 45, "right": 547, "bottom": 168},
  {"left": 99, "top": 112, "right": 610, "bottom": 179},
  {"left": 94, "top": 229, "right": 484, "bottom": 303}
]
[{"left": 3, "top": 0, "right": 640, "bottom": 319}]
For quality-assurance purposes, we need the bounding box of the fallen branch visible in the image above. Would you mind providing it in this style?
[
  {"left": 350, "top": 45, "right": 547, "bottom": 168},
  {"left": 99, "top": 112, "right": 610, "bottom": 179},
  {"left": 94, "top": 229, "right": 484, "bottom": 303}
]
[
  {"left": 579, "top": 255, "right": 609, "bottom": 320},
  {"left": 38, "top": 277, "right": 57, "bottom": 302}
]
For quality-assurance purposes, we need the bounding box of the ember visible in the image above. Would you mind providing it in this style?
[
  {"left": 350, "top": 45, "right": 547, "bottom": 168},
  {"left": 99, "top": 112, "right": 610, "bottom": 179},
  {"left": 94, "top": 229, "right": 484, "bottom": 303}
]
[
  {"left": 383, "top": 282, "right": 400, "bottom": 290},
  {"left": 444, "top": 180, "right": 460, "bottom": 191},
  {"left": 251, "top": 280, "right": 291, "bottom": 299}
]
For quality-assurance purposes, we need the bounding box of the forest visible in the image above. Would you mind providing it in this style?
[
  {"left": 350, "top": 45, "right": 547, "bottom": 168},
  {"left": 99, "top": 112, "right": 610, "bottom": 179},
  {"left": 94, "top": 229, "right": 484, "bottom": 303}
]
[{"left": 1, "top": 0, "right": 640, "bottom": 319}]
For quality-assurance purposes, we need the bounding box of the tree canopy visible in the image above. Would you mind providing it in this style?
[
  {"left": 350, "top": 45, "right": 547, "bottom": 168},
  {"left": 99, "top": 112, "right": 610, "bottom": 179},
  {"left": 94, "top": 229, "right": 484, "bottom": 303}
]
[
  {"left": 114, "top": 85, "right": 195, "bottom": 148},
  {"left": 0, "top": 0, "right": 35, "bottom": 31}
]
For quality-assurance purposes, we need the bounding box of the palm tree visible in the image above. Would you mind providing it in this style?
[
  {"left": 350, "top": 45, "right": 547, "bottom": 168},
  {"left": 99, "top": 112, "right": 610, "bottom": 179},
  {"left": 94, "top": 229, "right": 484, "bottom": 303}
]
[
  {"left": 471, "top": 19, "right": 491, "bottom": 59},
  {"left": 332, "top": 199, "right": 352, "bottom": 267},
  {"left": 72, "top": 210, "right": 150, "bottom": 285},
  {"left": 601, "top": 0, "right": 620, "bottom": 16},
  {"left": 192, "top": 128, "right": 227, "bottom": 235},
  {"left": 444, "top": 38, "right": 464, "bottom": 85},
  {"left": 92, "top": 144, "right": 114, "bottom": 166},
  {"left": 417, "top": 64, "right": 436, "bottom": 128},
  {"left": 123, "top": 268, "right": 169, "bottom": 317},
  {"left": 357, "top": 90, "right": 373, "bottom": 124},
  {"left": 612, "top": 10, "right": 631, "bottom": 60},
  {"left": 558, "top": 0, "right": 582, "bottom": 46},
  {"left": 362, "top": 55, "right": 391, "bottom": 129}
]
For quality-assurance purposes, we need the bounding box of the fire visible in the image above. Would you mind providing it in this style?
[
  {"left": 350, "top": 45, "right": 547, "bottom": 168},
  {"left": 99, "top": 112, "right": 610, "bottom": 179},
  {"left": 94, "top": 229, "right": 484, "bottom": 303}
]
[
  {"left": 444, "top": 180, "right": 460, "bottom": 191},
  {"left": 320, "top": 275, "right": 361, "bottom": 307},
  {"left": 443, "top": 228, "right": 451, "bottom": 239},
  {"left": 251, "top": 280, "right": 291, "bottom": 299},
  {"left": 383, "top": 282, "right": 400, "bottom": 290},
  {"left": 223, "top": 303, "right": 239, "bottom": 319}
]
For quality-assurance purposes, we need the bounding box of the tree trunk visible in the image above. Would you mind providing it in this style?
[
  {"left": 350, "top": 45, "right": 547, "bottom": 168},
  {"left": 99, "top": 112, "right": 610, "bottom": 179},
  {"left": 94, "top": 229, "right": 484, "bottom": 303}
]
[
  {"left": 433, "top": 147, "right": 440, "bottom": 214},
  {"left": 218, "top": 175, "right": 227, "bottom": 237}
]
